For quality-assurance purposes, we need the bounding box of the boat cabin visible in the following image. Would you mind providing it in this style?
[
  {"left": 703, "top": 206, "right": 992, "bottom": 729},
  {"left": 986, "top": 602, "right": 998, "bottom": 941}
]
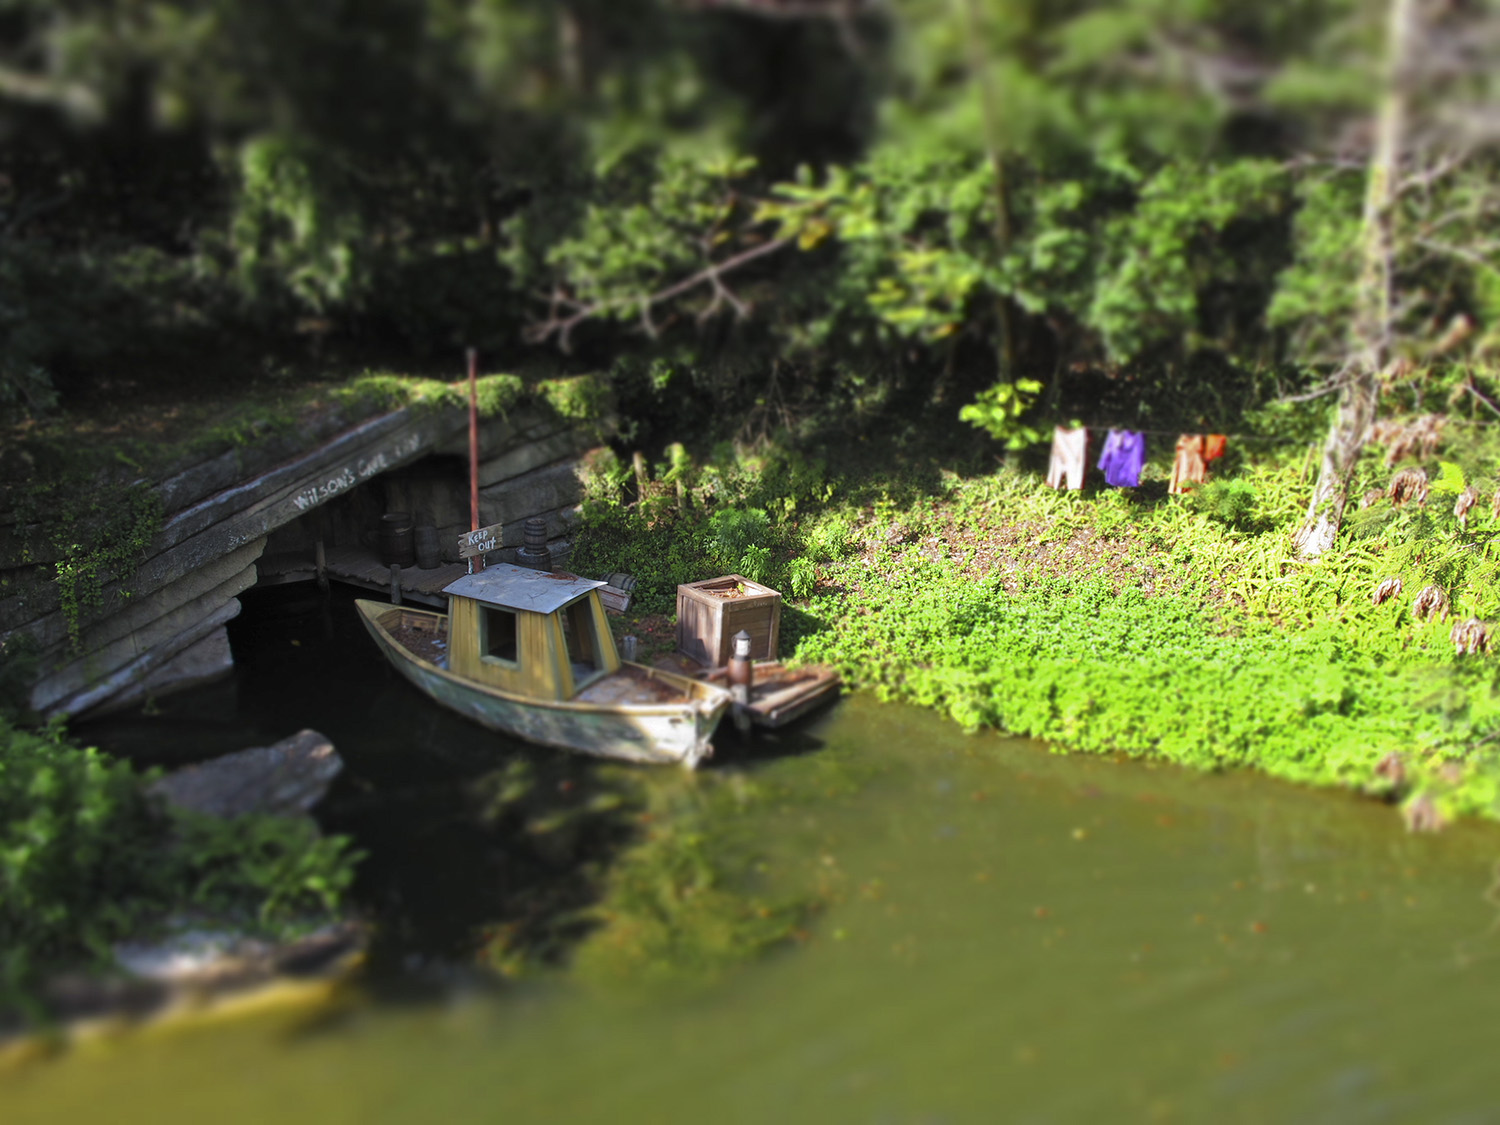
[{"left": 442, "top": 564, "right": 621, "bottom": 701}]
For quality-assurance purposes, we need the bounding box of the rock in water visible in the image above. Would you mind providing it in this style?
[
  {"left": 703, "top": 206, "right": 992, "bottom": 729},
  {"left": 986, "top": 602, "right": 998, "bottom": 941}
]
[{"left": 149, "top": 729, "right": 342, "bottom": 819}]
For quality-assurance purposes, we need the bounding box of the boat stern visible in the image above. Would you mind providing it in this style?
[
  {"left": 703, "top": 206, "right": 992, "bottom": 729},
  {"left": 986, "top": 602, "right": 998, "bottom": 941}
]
[{"left": 684, "top": 689, "right": 733, "bottom": 768}]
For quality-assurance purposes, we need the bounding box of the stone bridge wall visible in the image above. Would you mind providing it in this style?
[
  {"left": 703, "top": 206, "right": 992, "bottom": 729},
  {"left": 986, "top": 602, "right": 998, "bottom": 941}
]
[{"left": 0, "top": 390, "right": 607, "bottom": 719}]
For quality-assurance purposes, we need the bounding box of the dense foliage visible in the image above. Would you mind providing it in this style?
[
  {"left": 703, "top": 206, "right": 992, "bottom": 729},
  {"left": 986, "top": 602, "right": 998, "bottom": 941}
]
[
  {"left": 0, "top": 717, "right": 359, "bottom": 1007},
  {"left": 3, "top": 0, "right": 1497, "bottom": 448},
  {"left": 7, "top": 0, "right": 1500, "bottom": 998}
]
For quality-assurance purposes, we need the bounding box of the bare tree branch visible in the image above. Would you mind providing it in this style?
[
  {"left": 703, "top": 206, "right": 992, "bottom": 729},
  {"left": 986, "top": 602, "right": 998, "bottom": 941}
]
[
  {"left": 1463, "top": 381, "right": 1500, "bottom": 419},
  {"left": 525, "top": 235, "right": 793, "bottom": 352},
  {"left": 1413, "top": 236, "right": 1500, "bottom": 271},
  {"left": 1279, "top": 374, "right": 1352, "bottom": 403}
]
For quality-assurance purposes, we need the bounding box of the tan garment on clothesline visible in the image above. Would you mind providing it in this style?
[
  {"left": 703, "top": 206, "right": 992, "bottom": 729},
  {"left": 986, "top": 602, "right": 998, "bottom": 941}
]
[
  {"left": 1046, "top": 427, "right": 1088, "bottom": 491},
  {"left": 1169, "top": 435, "right": 1207, "bottom": 494}
]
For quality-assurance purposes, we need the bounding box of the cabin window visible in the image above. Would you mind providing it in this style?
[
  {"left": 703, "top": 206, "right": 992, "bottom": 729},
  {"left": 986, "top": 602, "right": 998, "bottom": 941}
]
[
  {"left": 481, "top": 606, "right": 519, "bottom": 665},
  {"left": 560, "top": 598, "right": 602, "bottom": 683}
]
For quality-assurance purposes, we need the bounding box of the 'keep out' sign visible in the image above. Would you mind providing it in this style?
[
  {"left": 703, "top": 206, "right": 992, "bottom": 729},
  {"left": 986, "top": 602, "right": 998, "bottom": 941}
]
[{"left": 457, "top": 523, "right": 503, "bottom": 558}]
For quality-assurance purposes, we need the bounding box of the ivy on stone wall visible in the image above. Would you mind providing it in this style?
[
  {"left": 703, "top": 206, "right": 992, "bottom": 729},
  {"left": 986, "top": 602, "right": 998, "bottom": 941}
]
[{"left": 12, "top": 478, "right": 163, "bottom": 652}]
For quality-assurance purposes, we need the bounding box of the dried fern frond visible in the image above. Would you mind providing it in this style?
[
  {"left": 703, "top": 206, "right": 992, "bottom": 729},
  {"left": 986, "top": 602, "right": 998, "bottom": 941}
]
[
  {"left": 1411, "top": 414, "right": 1446, "bottom": 461},
  {"left": 1412, "top": 584, "right": 1450, "bottom": 622},
  {"left": 1372, "top": 577, "right": 1404, "bottom": 606},
  {"left": 1374, "top": 751, "right": 1406, "bottom": 788},
  {"left": 1454, "top": 484, "right": 1480, "bottom": 526},
  {"left": 1388, "top": 468, "right": 1430, "bottom": 507},
  {"left": 1451, "top": 617, "right": 1490, "bottom": 655},
  {"left": 1374, "top": 414, "right": 1447, "bottom": 466}
]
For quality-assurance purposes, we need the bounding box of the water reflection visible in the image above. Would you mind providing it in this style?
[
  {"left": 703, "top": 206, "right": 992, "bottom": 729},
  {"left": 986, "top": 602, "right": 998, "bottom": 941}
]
[{"left": 41, "top": 583, "right": 1500, "bottom": 1123}]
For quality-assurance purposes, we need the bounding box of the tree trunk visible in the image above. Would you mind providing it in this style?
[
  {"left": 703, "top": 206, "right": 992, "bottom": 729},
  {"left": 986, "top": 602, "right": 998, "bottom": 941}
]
[
  {"left": 959, "top": 0, "right": 1015, "bottom": 380},
  {"left": 1293, "top": 0, "right": 1414, "bottom": 557}
]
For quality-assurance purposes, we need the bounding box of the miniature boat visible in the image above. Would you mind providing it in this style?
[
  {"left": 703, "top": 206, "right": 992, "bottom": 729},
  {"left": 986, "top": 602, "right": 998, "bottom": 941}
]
[{"left": 354, "top": 564, "right": 731, "bottom": 767}]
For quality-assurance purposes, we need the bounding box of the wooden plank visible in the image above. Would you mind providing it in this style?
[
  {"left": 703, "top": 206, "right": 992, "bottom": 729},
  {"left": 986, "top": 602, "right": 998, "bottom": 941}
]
[
  {"left": 319, "top": 546, "right": 468, "bottom": 607},
  {"left": 599, "top": 586, "right": 632, "bottom": 614},
  {"left": 746, "top": 667, "right": 840, "bottom": 729},
  {"left": 458, "top": 522, "right": 504, "bottom": 559}
]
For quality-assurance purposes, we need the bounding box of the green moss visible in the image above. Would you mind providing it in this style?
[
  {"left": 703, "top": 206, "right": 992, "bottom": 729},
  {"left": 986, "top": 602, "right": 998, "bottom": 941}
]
[
  {"left": 331, "top": 371, "right": 525, "bottom": 418},
  {"left": 536, "top": 373, "right": 612, "bottom": 429}
]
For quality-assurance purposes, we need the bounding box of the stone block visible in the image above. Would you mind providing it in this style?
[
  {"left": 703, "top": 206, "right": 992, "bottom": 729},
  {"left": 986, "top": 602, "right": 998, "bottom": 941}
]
[
  {"left": 434, "top": 410, "right": 527, "bottom": 458},
  {"left": 18, "top": 540, "right": 265, "bottom": 659},
  {"left": 42, "top": 597, "right": 243, "bottom": 717},
  {"left": 149, "top": 729, "right": 341, "bottom": 819},
  {"left": 477, "top": 429, "right": 593, "bottom": 488},
  {"left": 32, "top": 574, "right": 248, "bottom": 713},
  {"left": 89, "top": 626, "right": 235, "bottom": 717},
  {"left": 478, "top": 461, "right": 584, "bottom": 531}
]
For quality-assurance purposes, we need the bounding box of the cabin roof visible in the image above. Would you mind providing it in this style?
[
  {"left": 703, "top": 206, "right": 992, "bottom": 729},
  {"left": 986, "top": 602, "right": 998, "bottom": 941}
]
[{"left": 443, "top": 564, "right": 606, "bottom": 615}]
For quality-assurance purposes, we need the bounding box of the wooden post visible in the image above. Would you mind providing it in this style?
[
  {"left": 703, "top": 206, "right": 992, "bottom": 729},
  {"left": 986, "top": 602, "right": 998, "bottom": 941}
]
[
  {"left": 390, "top": 564, "right": 402, "bottom": 606},
  {"left": 467, "top": 347, "right": 483, "bottom": 574}
]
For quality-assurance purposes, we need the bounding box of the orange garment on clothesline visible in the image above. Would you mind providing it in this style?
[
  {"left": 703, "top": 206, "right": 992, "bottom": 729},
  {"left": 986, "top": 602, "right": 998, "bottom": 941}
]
[{"left": 1169, "top": 435, "right": 1208, "bottom": 494}]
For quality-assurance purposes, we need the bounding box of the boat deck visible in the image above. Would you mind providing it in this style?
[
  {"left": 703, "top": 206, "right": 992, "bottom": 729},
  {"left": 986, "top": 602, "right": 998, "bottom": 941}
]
[
  {"left": 575, "top": 664, "right": 693, "bottom": 705},
  {"left": 381, "top": 609, "right": 450, "bottom": 666}
]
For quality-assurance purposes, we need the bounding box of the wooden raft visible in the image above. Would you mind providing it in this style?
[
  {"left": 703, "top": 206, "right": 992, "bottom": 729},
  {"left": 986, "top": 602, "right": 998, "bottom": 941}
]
[{"left": 697, "top": 661, "right": 841, "bottom": 730}]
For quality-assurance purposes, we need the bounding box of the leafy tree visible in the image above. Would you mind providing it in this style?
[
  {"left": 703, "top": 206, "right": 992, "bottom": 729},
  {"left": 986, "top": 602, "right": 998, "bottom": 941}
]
[{"left": 1272, "top": 0, "right": 1500, "bottom": 554}]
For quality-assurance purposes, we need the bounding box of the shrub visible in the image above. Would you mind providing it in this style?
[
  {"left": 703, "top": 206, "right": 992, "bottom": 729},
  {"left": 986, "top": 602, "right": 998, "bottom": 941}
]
[
  {"left": 805, "top": 514, "right": 854, "bottom": 561},
  {"left": 708, "top": 507, "right": 769, "bottom": 565},
  {"left": 0, "top": 717, "right": 359, "bottom": 1005},
  {"left": 738, "top": 545, "right": 773, "bottom": 584},
  {"left": 1189, "top": 478, "right": 1259, "bottom": 531},
  {"left": 787, "top": 556, "right": 818, "bottom": 599}
]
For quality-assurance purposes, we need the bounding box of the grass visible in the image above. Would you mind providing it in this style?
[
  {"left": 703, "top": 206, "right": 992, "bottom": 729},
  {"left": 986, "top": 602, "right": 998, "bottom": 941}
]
[{"left": 581, "top": 427, "right": 1500, "bottom": 828}]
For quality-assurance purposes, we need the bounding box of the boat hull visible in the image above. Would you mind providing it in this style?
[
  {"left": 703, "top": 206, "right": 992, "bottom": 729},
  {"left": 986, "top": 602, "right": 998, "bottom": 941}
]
[{"left": 355, "top": 601, "right": 728, "bottom": 767}]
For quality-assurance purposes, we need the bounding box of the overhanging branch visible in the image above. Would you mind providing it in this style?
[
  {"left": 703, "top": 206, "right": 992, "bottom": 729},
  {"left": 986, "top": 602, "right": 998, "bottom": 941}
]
[{"left": 525, "top": 235, "right": 793, "bottom": 352}]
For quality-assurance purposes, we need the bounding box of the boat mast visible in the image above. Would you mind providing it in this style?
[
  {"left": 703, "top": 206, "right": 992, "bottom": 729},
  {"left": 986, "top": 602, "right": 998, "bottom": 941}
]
[{"left": 467, "top": 347, "right": 484, "bottom": 574}]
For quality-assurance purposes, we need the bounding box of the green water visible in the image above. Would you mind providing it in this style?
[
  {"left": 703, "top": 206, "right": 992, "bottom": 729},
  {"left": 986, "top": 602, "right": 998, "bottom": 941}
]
[{"left": 8, "top": 589, "right": 1500, "bottom": 1122}]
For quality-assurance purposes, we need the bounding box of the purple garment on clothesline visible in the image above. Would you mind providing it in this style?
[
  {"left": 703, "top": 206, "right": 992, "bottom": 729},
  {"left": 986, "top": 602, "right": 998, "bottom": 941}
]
[{"left": 1097, "top": 429, "right": 1146, "bottom": 487}]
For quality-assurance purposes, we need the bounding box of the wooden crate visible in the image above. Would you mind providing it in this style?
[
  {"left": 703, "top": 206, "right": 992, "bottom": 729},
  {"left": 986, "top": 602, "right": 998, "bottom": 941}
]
[{"left": 676, "top": 575, "right": 781, "bottom": 668}]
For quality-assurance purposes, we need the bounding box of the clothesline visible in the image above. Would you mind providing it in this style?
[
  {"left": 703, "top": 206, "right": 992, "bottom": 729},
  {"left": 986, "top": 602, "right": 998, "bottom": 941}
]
[
  {"left": 1048, "top": 413, "right": 1491, "bottom": 493},
  {"left": 1074, "top": 424, "right": 1248, "bottom": 439},
  {"left": 1068, "top": 412, "right": 1500, "bottom": 439},
  {"left": 1047, "top": 427, "right": 1228, "bottom": 494}
]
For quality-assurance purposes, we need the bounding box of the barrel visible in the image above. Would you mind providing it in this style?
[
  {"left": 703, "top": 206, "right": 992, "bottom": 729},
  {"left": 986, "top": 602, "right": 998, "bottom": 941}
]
[
  {"left": 605, "top": 572, "right": 638, "bottom": 595},
  {"left": 379, "top": 512, "right": 415, "bottom": 567},
  {"left": 514, "top": 516, "right": 552, "bottom": 572},
  {"left": 414, "top": 524, "right": 441, "bottom": 570}
]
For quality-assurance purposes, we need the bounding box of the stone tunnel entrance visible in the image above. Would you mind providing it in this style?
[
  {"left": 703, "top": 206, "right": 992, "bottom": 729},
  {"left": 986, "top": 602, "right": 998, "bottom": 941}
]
[
  {"left": 5, "top": 382, "right": 606, "bottom": 720},
  {"left": 252, "top": 446, "right": 581, "bottom": 608}
]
